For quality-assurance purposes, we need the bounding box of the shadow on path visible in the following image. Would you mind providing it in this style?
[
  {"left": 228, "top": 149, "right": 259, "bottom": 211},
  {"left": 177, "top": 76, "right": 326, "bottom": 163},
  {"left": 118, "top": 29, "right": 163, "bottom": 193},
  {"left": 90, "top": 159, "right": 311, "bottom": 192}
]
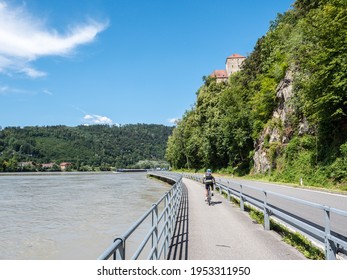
[
  {"left": 167, "top": 184, "right": 189, "bottom": 260},
  {"left": 209, "top": 200, "right": 222, "bottom": 206}
]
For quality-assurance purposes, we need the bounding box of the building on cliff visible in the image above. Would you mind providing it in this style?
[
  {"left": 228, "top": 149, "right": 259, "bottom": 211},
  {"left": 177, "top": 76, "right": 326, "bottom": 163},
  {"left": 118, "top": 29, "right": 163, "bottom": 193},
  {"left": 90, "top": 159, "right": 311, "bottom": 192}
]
[
  {"left": 210, "top": 53, "right": 246, "bottom": 83},
  {"left": 210, "top": 69, "right": 228, "bottom": 83}
]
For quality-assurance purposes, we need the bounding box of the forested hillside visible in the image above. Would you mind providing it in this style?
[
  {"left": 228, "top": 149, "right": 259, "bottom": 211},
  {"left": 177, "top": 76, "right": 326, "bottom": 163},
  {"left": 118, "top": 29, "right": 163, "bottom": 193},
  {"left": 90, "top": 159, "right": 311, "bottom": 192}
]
[
  {"left": 0, "top": 124, "right": 173, "bottom": 171},
  {"left": 166, "top": 0, "right": 347, "bottom": 189}
]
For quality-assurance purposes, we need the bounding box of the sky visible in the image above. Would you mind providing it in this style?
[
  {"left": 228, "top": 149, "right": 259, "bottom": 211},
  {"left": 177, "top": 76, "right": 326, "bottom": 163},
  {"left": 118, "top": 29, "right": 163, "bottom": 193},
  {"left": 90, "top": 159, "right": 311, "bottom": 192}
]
[{"left": 0, "top": 0, "right": 294, "bottom": 128}]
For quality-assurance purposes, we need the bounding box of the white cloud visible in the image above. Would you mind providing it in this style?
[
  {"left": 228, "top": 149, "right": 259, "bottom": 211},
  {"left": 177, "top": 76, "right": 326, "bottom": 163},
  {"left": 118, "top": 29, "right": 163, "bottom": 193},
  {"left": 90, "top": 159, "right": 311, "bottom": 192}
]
[
  {"left": 0, "top": 85, "right": 9, "bottom": 93},
  {"left": 21, "top": 67, "right": 46, "bottom": 78},
  {"left": 83, "top": 114, "right": 113, "bottom": 125},
  {"left": 42, "top": 89, "right": 53, "bottom": 96},
  {"left": 0, "top": 84, "right": 52, "bottom": 96},
  {"left": 0, "top": 84, "right": 34, "bottom": 95},
  {"left": 0, "top": 1, "right": 108, "bottom": 78},
  {"left": 168, "top": 118, "right": 180, "bottom": 125}
]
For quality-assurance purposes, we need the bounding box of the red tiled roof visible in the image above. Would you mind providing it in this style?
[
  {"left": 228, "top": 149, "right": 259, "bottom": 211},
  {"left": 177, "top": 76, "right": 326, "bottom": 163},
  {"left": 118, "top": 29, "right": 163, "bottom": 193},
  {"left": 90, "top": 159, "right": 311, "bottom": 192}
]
[
  {"left": 227, "top": 53, "right": 246, "bottom": 59},
  {"left": 42, "top": 163, "right": 54, "bottom": 168},
  {"left": 210, "top": 70, "right": 227, "bottom": 78},
  {"left": 60, "top": 162, "right": 72, "bottom": 166}
]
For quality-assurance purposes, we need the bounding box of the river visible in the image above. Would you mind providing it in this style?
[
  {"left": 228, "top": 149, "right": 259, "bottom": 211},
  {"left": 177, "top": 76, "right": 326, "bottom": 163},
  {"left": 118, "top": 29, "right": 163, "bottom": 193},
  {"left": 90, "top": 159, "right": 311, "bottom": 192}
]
[{"left": 0, "top": 172, "right": 169, "bottom": 260}]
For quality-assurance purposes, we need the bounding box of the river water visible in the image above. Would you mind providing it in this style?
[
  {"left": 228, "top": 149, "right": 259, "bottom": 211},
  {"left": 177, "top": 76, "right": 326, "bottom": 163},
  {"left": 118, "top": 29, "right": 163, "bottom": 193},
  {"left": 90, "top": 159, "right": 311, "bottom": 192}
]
[{"left": 0, "top": 172, "right": 169, "bottom": 260}]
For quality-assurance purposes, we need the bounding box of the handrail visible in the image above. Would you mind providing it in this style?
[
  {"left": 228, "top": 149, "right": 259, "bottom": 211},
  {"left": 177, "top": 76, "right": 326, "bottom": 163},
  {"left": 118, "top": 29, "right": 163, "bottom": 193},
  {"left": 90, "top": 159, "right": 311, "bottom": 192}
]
[
  {"left": 98, "top": 172, "right": 183, "bottom": 260},
  {"left": 185, "top": 173, "right": 347, "bottom": 260}
]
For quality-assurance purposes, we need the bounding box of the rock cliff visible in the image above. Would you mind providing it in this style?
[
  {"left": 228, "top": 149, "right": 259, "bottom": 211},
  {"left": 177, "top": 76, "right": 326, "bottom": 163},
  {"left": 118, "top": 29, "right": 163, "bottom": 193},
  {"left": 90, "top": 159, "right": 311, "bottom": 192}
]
[{"left": 253, "top": 69, "right": 312, "bottom": 173}]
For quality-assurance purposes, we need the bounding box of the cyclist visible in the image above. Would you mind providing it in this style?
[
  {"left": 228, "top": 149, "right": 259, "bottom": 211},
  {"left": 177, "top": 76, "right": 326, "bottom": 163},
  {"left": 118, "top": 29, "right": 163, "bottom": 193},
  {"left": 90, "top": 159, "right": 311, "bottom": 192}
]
[{"left": 203, "top": 169, "right": 215, "bottom": 201}]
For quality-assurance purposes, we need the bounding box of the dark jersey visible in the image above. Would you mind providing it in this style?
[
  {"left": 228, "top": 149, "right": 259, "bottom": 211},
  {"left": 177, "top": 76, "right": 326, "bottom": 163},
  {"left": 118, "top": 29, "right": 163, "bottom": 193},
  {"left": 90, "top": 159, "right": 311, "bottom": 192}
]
[{"left": 204, "top": 172, "right": 214, "bottom": 185}]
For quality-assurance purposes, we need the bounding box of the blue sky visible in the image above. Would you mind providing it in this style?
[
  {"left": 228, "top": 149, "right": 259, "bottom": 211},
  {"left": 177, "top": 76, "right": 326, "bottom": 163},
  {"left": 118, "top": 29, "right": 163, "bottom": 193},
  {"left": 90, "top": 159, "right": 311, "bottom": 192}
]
[{"left": 0, "top": 0, "right": 294, "bottom": 128}]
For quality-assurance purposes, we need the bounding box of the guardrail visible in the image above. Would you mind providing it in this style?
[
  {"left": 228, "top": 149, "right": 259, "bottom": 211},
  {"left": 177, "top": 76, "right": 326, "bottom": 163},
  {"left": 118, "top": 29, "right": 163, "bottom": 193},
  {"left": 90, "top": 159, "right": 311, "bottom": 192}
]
[
  {"left": 185, "top": 173, "right": 347, "bottom": 260},
  {"left": 98, "top": 172, "right": 183, "bottom": 260}
]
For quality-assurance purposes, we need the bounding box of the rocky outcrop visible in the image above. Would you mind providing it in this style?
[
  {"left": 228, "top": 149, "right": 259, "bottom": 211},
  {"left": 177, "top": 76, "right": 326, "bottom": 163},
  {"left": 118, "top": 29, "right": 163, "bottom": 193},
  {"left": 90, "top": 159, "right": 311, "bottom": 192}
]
[{"left": 253, "top": 69, "right": 312, "bottom": 174}]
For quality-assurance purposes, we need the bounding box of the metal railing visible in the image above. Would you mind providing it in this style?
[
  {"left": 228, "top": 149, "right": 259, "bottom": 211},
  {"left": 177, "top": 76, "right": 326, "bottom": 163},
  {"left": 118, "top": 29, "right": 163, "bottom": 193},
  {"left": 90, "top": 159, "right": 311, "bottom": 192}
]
[
  {"left": 98, "top": 172, "right": 183, "bottom": 260},
  {"left": 185, "top": 173, "right": 347, "bottom": 260}
]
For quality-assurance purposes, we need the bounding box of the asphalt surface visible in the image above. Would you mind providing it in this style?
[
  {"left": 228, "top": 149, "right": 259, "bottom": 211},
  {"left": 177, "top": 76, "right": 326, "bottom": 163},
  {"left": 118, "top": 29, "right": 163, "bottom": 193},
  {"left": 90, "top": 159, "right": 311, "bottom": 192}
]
[{"left": 168, "top": 178, "right": 307, "bottom": 260}]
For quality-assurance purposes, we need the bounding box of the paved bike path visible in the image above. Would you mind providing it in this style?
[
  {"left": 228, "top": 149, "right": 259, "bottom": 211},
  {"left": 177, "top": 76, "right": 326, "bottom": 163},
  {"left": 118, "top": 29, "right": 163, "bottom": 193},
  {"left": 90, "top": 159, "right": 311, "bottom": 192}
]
[{"left": 177, "top": 178, "right": 306, "bottom": 260}]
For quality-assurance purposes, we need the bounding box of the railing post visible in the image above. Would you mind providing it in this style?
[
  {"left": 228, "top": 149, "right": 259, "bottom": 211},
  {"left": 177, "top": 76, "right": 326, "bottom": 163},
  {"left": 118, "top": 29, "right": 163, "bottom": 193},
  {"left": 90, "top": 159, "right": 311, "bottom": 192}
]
[
  {"left": 263, "top": 190, "right": 270, "bottom": 230},
  {"left": 167, "top": 189, "right": 173, "bottom": 246},
  {"left": 113, "top": 238, "right": 125, "bottom": 260},
  {"left": 152, "top": 204, "right": 158, "bottom": 260},
  {"left": 240, "top": 184, "right": 245, "bottom": 211},
  {"left": 324, "top": 206, "right": 337, "bottom": 260},
  {"left": 163, "top": 193, "right": 168, "bottom": 258}
]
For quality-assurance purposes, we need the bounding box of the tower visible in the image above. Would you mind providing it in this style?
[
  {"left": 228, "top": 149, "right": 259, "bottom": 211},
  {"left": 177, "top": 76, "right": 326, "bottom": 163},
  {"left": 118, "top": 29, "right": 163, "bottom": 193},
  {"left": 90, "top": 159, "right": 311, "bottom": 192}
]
[{"left": 225, "top": 54, "right": 246, "bottom": 77}]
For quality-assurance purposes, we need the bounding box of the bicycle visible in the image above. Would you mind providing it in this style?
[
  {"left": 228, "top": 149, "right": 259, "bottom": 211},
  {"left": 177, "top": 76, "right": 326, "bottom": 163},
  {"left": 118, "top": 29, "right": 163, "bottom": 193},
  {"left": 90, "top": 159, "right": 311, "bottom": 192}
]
[{"left": 206, "top": 185, "right": 213, "bottom": 206}]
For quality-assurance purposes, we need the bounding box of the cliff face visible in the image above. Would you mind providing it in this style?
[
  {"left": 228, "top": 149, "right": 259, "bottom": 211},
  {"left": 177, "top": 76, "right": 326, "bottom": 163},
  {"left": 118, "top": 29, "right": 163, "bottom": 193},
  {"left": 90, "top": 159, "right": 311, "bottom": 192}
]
[{"left": 253, "top": 69, "right": 311, "bottom": 173}]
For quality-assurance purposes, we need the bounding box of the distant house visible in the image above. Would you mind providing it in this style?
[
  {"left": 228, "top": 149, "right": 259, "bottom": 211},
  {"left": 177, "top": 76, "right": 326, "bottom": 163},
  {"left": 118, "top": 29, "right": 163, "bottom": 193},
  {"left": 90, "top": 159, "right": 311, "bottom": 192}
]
[
  {"left": 18, "top": 161, "right": 36, "bottom": 169},
  {"left": 210, "top": 70, "right": 228, "bottom": 83},
  {"left": 210, "top": 53, "right": 246, "bottom": 83},
  {"left": 60, "top": 162, "right": 72, "bottom": 171},
  {"left": 41, "top": 163, "right": 55, "bottom": 169}
]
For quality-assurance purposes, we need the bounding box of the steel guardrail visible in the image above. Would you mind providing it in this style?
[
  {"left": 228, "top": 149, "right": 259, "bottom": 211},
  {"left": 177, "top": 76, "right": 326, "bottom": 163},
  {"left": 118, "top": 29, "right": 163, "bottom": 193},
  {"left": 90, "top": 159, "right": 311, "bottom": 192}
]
[
  {"left": 185, "top": 173, "right": 347, "bottom": 260},
  {"left": 98, "top": 171, "right": 183, "bottom": 260}
]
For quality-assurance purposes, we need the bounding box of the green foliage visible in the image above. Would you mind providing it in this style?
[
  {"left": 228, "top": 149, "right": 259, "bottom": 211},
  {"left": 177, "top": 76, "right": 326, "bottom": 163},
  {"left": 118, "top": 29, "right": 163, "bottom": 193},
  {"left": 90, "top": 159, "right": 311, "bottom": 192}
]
[
  {"left": 250, "top": 75, "right": 277, "bottom": 126},
  {"left": 272, "top": 223, "right": 325, "bottom": 259},
  {"left": 0, "top": 124, "right": 173, "bottom": 172},
  {"left": 295, "top": 0, "right": 347, "bottom": 145},
  {"left": 329, "top": 142, "right": 347, "bottom": 183}
]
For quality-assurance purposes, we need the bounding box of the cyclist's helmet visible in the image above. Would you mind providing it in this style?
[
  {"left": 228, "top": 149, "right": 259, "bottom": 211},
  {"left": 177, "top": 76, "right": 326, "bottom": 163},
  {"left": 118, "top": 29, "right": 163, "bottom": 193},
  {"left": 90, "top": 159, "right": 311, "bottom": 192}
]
[{"left": 207, "top": 169, "right": 212, "bottom": 172}]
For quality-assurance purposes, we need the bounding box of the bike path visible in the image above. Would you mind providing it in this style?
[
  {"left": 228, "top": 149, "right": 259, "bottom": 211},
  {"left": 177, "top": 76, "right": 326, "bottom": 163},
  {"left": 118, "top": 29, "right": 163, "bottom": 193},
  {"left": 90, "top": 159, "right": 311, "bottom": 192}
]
[{"left": 175, "top": 178, "right": 306, "bottom": 260}]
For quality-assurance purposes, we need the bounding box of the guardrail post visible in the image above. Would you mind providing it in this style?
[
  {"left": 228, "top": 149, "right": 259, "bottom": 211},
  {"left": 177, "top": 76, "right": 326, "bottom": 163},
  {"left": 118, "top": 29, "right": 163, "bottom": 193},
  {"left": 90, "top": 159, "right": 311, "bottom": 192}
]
[
  {"left": 152, "top": 204, "right": 158, "bottom": 260},
  {"left": 324, "top": 206, "right": 337, "bottom": 260},
  {"left": 263, "top": 191, "right": 270, "bottom": 230},
  {"left": 240, "top": 185, "right": 244, "bottom": 211}
]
